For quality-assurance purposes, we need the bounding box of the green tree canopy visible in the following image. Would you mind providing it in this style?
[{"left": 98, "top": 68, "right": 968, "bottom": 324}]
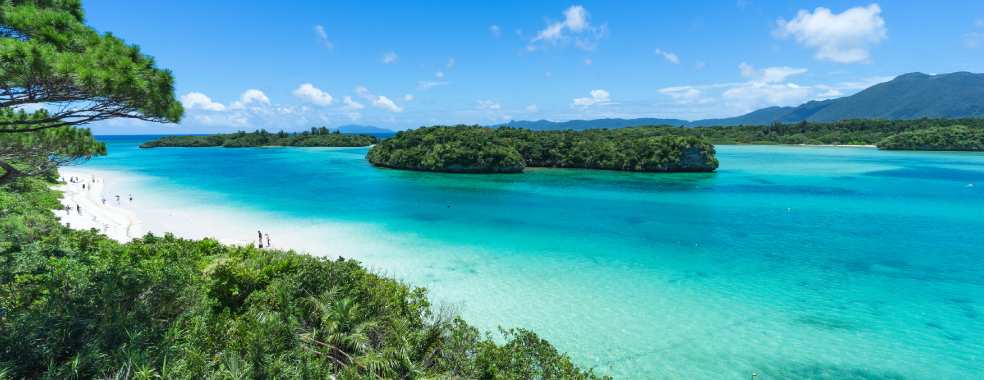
[
  {"left": 0, "top": 0, "right": 182, "bottom": 186},
  {"left": 0, "top": 0, "right": 183, "bottom": 132}
]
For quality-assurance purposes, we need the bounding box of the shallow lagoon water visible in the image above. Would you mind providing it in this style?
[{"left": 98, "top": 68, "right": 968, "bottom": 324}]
[{"left": 84, "top": 140, "right": 983, "bottom": 379}]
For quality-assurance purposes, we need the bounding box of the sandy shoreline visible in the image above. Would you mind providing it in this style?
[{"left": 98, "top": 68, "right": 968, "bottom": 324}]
[{"left": 53, "top": 169, "right": 254, "bottom": 246}]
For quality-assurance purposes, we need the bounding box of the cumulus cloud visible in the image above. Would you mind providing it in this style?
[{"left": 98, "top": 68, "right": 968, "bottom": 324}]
[
  {"left": 446, "top": 58, "right": 456, "bottom": 67},
  {"left": 738, "top": 62, "right": 808, "bottom": 83},
  {"left": 345, "top": 112, "right": 363, "bottom": 121},
  {"left": 341, "top": 96, "right": 365, "bottom": 110},
  {"left": 418, "top": 81, "right": 450, "bottom": 90},
  {"left": 584, "top": 58, "right": 592, "bottom": 65},
  {"left": 572, "top": 89, "right": 611, "bottom": 107},
  {"left": 435, "top": 71, "right": 445, "bottom": 78},
  {"left": 773, "top": 4, "right": 888, "bottom": 63},
  {"left": 545, "top": 71, "right": 554, "bottom": 77},
  {"left": 655, "top": 49, "right": 681, "bottom": 64},
  {"left": 476, "top": 100, "right": 500, "bottom": 109},
  {"left": 228, "top": 89, "right": 270, "bottom": 110},
  {"left": 526, "top": 104, "right": 539, "bottom": 112},
  {"left": 353, "top": 85, "right": 377, "bottom": 101},
  {"left": 658, "top": 86, "right": 709, "bottom": 104},
  {"left": 292, "top": 84, "right": 334, "bottom": 107},
  {"left": 528, "top": 5, "right": 609, "bottom": 51},
  {"left": 490, "top": 25, "right": 501, "bottom": 36},
  {"left": 194, "top": 114, "right": 248, "bottom": 127},
  {"left": 817, "top": 89, "right": 844, "bottom": 97},
  {"left": 314, "top": 25, "right": 333, "bottom": 49},
  {"left": 723, "top": 82, "right": 813, "bottom": 111},
  {"left": 382, "top": 52, "right": 399, "bottom": 63},
  {"left": 691, "top": 61, "right": 706, "bottom": 70},
  {"left": 181, "top": 92, "right": 227, "bottom": 111},
  {"left": 396, "top": 94, "right": 414, "bottom": 102},
  {"left": 372, "top": 96, "right": 404, "bottom": 112}
]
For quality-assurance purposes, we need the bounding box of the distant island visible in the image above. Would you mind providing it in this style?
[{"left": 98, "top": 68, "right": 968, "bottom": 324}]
[
  {"left": 139, "top": 128, "right": 381, "bottom": 148},
  {"left": 488, "top": 71, "right": 984, "bottom": 130},
  {"left": 877, "top": 125, "right": 983, "bottom": 151},
  {"left": 365, "top": 125, "right": 719, "bottom": 173}
]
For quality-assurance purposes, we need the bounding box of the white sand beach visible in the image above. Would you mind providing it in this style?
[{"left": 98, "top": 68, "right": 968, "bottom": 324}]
[{"left": 52, "top": 169, "right": 253, "bottom": 246}]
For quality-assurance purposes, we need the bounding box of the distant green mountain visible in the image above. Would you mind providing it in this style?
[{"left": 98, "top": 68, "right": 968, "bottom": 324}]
[{"left": 488, "top": 72, "right": 984, "bottom": 130}]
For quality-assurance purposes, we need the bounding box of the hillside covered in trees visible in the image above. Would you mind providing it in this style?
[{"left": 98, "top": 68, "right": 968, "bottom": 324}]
[
  {"left": 365, "top": 125, "right": 719, "bottom": 173},
  {"left": 140, "top": 128, "right": 381, "bottom": 148},
  {"left": 877, "top": 125, "right": 984, "bottom": 150},
  {"left": 0, "top": 174, "right": 611, "bottom": 379}
]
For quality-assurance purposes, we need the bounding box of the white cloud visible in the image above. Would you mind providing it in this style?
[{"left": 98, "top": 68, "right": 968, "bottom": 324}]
[
  {"left": 655, "top": 49, "right": 681, "bottom": 64},
  {"left": 572, "top": 89, "right": 611, "bottom": 107},
  {"left": 292, "top": 84, "right": 334, "bottom": 107},
  {"left": 180, "top": 92, "right": 227, "bottom": 111},
  {"left": 446, "top": 58, "right": 456, "bottom": 67},
  {"left": 584, "top": 58, "right": 592, "bottom": 65},
  {"left": 738, "top": 62, "right": 808, "bottom": 83},
  {"left": 526, "top": 104, "right": 539, "bottom": 112},
  {"left": 773, "top": 4, "right": 888, "bottom": 63},
  {"left": 528, "top": 5, "right": 609, "bottom": 51},
  {"left": 722, "top": 82, "right": 813, "bottom": 111},
  {"left": 737, "top": 0, "right": 749, "bottom": 9},
  {"left": 353, "top": 85, "right": 377, "bottom": 101},
  {"left": 691, "top": 61, "right": 706, "bottom": 70},
  {"left": 545, "top": 71, "right": 553, "bottom": 77},
  {"left": 418, "top": 81, "right": 450, "bottom": 90},
  {"left": 314, "top": 25, "right": 333, "bottom": 49},
  {"left": 341, "top": 96, "right": 365, "bottom": 110},
  {"left": 382, "top": 52, "right": 399, "bottom": 63},
  {"left": 194, "top": 114, "right": 248, "bottom": 127},
  {"left": 345, "top": 112, "right": 363, "bottom": 121},
  {"left": 240, "top": 89, "right": 270, "bottom": 104},
  {"left": 977, "top": 19, "right": 984, "bottom": 27},
  {"left": 372, "top": 96, "right": 404, "bottom": 112},
  {"left": 490, "top": 25, "right": 501, "bottom": 36},
  {"left": 435, "top": 71, "right": 445, "bottom": 78},
  {"left": 476, "top": 100, "right": 500, "bottom": 109},
  {"left": 816, "top": 89, "right": 844, "bottom": 97},
  {"left": 396, "top": 94, "right": 414, "bottom": 102}
]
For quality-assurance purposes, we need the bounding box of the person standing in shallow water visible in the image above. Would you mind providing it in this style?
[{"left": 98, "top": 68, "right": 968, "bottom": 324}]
[{"left": 258, "top": 230, "right": 263, "bottom": 248}]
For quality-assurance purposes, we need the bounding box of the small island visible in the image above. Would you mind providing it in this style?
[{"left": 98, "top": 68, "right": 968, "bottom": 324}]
[
  {"left": 139, "top": 128, "right": 381, "bottom": 148},
  {"left": 365, "top": 125, "right": 719, "bottom": 173},
  {"left": 876, "top": 125, "right": 983, "bottom": 150}
]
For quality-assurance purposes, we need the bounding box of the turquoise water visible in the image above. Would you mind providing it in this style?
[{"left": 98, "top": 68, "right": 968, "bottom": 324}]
[{"left": 84, "top": 140, "right": 983, "bottom": 379}]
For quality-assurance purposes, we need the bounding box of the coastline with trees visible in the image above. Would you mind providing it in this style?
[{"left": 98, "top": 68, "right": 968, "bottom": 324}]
[{"left": 139, "top": 128, "right": 382, "bottom": 148}]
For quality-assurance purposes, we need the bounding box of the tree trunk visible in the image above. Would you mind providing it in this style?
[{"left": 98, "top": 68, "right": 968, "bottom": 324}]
[{"left": 0, "top": 161, "right": 23, "bottom": 187}]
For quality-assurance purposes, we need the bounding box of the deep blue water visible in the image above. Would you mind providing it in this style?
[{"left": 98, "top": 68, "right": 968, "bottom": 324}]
[{"left": 81, "top": 140, "right": 984, "bottom": 379}]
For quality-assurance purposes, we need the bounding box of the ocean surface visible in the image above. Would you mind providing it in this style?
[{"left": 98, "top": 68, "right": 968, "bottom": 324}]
[{"left": 82, "top": 139, "right": 983, "bottom": 379}]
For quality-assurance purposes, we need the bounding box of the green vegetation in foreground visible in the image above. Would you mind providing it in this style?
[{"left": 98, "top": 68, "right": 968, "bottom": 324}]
[
  {"left": 140, "top": 127, "right": 381, "bottom": 148},
  {"left": 0, "top": 175, "right": 610, "bottom": 380},
  {"left": 876, "top": 125, "right": 984, "bottom": 150},
  {"left": 366, "top": 125, "right": 719, "bottom": 173}
]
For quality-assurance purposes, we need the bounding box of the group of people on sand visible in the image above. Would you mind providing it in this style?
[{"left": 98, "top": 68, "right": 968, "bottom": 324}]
[
  {"left": 65, "top": 204, "right": 82, "bottom": 216},
  {"left": 258, "top": 230, "right": 271, "bottom": 248}
]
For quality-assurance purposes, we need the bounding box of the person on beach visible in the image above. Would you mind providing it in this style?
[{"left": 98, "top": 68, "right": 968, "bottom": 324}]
[
  {"left": 265, "top": 234, "right": 270, "bottom": 248},
  {"left": 129, "top": 194, "right": 133, "bottom": 202},
  {"left": 65, "top": 206, "right": 70, "bottom": 215},
  {"left": 102, "top": 197, "right": 106, "bottom": 205},
  {"left": 258, "top": 231, "right": 263, "bottom": 248},
  {"left": 76, "top": 204, "right": 80, "bottom": 214}
]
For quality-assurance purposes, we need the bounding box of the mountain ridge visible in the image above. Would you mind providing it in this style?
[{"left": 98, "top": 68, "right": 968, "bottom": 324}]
[{"left": 487, "top": 71, "right": 984, "bottom": 130}]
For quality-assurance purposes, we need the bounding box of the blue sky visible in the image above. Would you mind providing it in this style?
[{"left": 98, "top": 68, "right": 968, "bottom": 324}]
[{"left": 81, "top": 0, "right": 984, "bottom": 133}]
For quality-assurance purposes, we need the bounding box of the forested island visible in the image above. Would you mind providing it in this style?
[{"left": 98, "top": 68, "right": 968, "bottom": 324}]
[
  {"left": 365, "top": 125, "right": 719, "bottom": 173},
  {"left": 621, "top": 117, "right": 984, "bottom": 146},
  {"left": 139, "top": 127, "right": 381, "bottom": 148},
  {"left": 877, "top": 125, "right": 983, "bottom": 150}
]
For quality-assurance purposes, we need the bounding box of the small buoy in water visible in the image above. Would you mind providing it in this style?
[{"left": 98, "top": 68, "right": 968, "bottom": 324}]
[
  {"left": 788, "top": 208, "right": 791, "bottom": 211},
  {"left": 969, "top": 184, "right": 974, "bottom": 187}
]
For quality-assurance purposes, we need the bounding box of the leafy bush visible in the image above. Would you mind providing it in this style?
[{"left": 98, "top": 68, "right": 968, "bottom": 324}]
[{"left": 139, "top": 129, "right": 381, "bottom": 148}]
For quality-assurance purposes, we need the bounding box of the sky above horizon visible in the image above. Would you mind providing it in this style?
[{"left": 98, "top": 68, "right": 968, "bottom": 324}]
[{"left": 80, "top": 0, "right": 984, "bottom": 134}]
